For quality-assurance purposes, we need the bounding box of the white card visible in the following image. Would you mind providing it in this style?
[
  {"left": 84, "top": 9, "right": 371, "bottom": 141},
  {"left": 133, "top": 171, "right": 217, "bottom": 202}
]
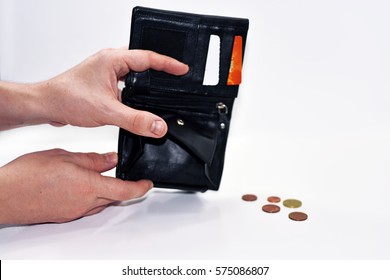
[{"left": 203, "top": 35, "right": 220, "bottom": 86}]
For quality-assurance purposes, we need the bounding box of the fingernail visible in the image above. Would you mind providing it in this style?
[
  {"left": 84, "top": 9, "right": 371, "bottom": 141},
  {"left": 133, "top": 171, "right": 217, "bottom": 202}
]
[
  {"left": 104, "top": 152, "right": 118, "bottom": 164},
  {"left": 151, "top": 120, "right": 164, "bottom": 136}
]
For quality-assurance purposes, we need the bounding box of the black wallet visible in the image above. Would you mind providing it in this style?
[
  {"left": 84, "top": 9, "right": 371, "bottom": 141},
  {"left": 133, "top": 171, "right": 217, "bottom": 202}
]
[{"left": 116, "top": 6, "right": 249, "bottom": 192}]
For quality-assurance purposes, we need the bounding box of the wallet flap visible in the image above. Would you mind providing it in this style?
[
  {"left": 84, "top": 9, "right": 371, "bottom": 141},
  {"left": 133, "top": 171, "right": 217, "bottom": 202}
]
[{"left": 164, "top": 114, "right": 217, "bottom": 165}]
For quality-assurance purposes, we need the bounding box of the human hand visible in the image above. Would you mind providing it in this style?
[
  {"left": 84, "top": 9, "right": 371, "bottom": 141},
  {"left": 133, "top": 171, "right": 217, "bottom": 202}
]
[
  {"left": 37, "top": 48, "right": 189, "bottom": 137},
  {"left": 0, "top": 149, "right": 152, "bottom": 225}
]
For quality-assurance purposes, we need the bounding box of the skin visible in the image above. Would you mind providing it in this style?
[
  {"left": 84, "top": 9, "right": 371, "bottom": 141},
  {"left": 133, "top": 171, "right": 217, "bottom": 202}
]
[{"left": 0, "top": 48, "right": 189, "bottom": 225}]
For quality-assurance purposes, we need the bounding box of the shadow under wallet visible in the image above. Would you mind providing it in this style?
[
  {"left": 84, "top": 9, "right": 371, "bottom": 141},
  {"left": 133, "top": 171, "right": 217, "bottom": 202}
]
[{"left": 116, "top": 6, "right": 249, "bottom": 192}]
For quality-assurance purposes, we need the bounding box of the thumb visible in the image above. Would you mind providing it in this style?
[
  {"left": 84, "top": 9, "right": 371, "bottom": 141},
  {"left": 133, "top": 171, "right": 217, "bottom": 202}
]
[
  {"left": 71, "top": 152, "right": 118, "bottom": 173},
  {"left": 110, "top": 101, "right": 168, "bottom": 138}
]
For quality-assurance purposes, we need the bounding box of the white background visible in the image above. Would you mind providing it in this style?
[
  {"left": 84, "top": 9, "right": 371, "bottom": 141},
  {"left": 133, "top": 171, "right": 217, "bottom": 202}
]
[{"left": 0, "top": 0, "right": 390, "bottom": 260}]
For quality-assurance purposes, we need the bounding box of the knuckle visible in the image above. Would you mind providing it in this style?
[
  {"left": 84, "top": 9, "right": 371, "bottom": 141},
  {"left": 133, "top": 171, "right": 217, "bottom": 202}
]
[
  {"left": 97, "top": 48, "right": 114, "bottom": 57},
  {"left": 48, "top": 148, "right": 67, "bottom": 156},
  {"left": 93, "top": 48, "right": 116, "bottom": 64},
  {"left": 130, "top": 111, "right": 149, "bottom": 135},
  {"left": 85, "top": 153, "right": 101, "bottom": 169},
  {"left": 147, "top": 51, "right": 164, "bottom": 70}
]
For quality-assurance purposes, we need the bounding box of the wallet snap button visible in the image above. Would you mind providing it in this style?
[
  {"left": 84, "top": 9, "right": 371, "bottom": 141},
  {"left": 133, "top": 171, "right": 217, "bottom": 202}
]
[{"left": 177, "top": 119, "right": 185, "bottom": 126}]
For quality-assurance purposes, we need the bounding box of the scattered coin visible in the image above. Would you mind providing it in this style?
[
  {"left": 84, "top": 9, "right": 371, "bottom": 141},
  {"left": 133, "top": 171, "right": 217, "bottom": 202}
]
[
  {"left": 288, "top": 211, "right": 308, "bottom": 221},
  {"left": 267, "top": 196, "right": 281, "bottom": 203},
  {"left": 283, "top": 199, "right": 302, "bottom": 208},
  {"left": 262, "top": 204, "right": 281, "bottom": 213},
  {"left": 242, "top": 194, "right": 257, "bottom": 202}
]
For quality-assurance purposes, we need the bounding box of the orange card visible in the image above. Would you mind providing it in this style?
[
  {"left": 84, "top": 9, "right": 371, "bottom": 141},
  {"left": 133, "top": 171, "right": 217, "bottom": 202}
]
[{"left": 227, "top": 35, "right": 243, "bottom": 85}]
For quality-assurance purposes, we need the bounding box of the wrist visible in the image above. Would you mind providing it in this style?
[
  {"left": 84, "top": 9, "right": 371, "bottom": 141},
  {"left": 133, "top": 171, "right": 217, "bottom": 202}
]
[
  {"left": 32, "top": 80, "right": 61, "bottom": 125},
  {"left": 0, "top": 81, "right": 49, "bottom": 130}
]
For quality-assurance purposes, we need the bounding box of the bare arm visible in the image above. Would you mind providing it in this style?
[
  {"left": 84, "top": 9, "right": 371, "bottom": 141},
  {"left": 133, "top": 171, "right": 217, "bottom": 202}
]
[{"left": 0, "top": 81, "right": 45, "bottom": 130}]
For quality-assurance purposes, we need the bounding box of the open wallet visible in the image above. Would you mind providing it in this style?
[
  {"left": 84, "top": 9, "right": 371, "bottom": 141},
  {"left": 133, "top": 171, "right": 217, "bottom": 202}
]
[{"left": 116, "top": 6, "right": 249, "bottom": 192}]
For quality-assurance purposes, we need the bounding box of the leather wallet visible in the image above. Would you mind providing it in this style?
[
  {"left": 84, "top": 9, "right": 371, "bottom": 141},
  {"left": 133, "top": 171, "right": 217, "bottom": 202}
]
[{"left": 116, "top": 6, "right": 249, "bottom": 192}]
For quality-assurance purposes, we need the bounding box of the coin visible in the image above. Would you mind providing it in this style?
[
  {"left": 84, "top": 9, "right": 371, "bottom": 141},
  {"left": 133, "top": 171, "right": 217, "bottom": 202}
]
[
  {"left": 283, "top": 199, "right": 302, "bottom": 208},
  {"left": 242, "top": 194, "right": 257, "bottom": 202},
  {"left": 288, "top": 211, "right": 308, "bottom": 221},
  {"left": 267, "top": 196, "right": 281, "bottom": 203},
  {"left": 262, "top": 204, "right": 280, "bottom": 213}
]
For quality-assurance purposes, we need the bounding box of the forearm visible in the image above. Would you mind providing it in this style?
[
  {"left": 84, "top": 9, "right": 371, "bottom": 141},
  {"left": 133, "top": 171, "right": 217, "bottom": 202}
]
[
  {"left": 0, "top": 81, "right": 50, "bottom": 130},
  {"left": 0, "top": 167, "right": 12, "bottom": 224}
]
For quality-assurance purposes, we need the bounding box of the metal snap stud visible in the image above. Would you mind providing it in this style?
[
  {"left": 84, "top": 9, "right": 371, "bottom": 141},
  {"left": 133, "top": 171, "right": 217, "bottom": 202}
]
[{"left": 177, "top": 119, "right": 185, "bottom": 126}]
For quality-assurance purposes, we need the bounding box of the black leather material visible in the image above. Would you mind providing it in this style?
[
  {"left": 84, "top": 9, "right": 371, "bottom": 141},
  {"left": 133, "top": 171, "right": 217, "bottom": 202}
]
[{"left": 116, "top": 6, "right": 249, "bottom": 192}]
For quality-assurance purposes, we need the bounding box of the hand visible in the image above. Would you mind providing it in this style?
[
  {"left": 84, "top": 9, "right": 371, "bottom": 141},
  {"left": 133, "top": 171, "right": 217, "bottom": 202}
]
[
  {"left": 0, "top": 149, "right": 152, "bottom": 225},
  {"left": 38, "top": 48, "right": 189, "bottom": 137}
]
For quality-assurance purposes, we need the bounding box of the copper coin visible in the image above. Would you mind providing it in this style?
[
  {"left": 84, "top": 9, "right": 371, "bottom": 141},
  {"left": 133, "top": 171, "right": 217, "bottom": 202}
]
[
  {"left": 262, "top": 204, "right": 280, "bottom": 213},
  {"left": 289, "top": 211, "right": 308, "bottom": 221},
  {"left": 283, "top": 199, "right": 302, "bottom": 208},
  {"left": 242, "top": 194, "right": 257, "bottom": 202},
  {"left": 267, "top": 196, "right": 281, "bottom": 203}
]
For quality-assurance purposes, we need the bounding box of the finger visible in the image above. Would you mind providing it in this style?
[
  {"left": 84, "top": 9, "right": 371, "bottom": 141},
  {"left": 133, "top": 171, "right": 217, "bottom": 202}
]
[
  {"left": 68, "top": 152, "right": 118, "bottom": 173},
  {"left": 95, "top": 177, "right": 153, "bottom": 201},
  {"left": 109, "top": 102, "right": 168, "bottom": 137},
  {"left": 116, "top": 49, "right": 189, "bottom": 77}
]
